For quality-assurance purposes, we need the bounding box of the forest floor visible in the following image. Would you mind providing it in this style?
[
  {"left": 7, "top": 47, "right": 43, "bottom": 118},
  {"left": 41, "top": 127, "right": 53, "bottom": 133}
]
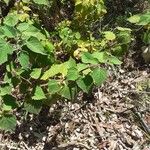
[{"left": 0, "top": 49, "right": 150, "bottom": 150}]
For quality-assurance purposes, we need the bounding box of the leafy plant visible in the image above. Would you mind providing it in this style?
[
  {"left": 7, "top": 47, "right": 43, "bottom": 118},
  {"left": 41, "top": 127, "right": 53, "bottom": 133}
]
[
  {"left": 128, "top": 11, "right": 150, "bottom": 45},
  {"left": 0, "top": 0, "right": 126, "bottom": 131}
]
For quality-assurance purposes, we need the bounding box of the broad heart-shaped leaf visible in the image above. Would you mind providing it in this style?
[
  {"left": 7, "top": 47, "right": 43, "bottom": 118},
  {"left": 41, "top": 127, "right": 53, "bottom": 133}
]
[
  {"left": 41, "top": 63, "right": 68, "bottom": 80},
  {"left": 108, "top": 55, "right": 122, "bottom": 65},
  {"left": 66, "top": 57, "right": 76, "bottom": 68},
  {"left": 18, "top": 52, "right": 30, "bottom": 70},
  {"left": 0, "top": 114, "right": 16, "bottom": 131},
  {"left": 2, "top": 95, "right": 18, "bottom": 111},
  {"left": 90, "top": 68, "right": 107, "bottom": 86},
  {"left": 0, "top": 38, "right": 14, "bottom": 65},
  {"left": 41, "top": 57, "right": 76, "bottom": 80},
  {"left": 76, "top": 75, "right": 93, "bottom": 93},
  {"left": 26, "top": 36, "right": 47, "bottom": 55},
  {"left": 127, "top": 15, "right": 140, "bottom": 23},
  {"left": 3, "top": 14, "right": 19, "bottom": 27},
  {"left": 41, "top": 64, "right": 61, "bottom": 80},
  {"left": 103, "top": 31, "right": 116, "bottom": 41},
  {"left": 1, "top": 25, "right": 17, "bottom": 38},
  {"left": 24, "top": 99, "right": 42, "bottom": 114},
  {"left": 92, "top": 51, "right": 108, "bottom": 63},
  {"left": 32, "top": 86, "right": 46, "bottom": 100},
  {"left": 17, "top": 23, "right": 46, "bottom": 40},
  {"left": 81, "top": 52, "right": 99, "bottom": 64},
  {"left": 30, "top": 68, "right": 42, "bottom": 79},
  {"left": 33, "top": 0, "right": 49, "bottom": 5},
  {"left": 48, "top": 80, "right": 61, "bottom": 94},
  {"left": 0, "top": 84, "right": 12, "bottom": 96},
  {"left": 59, "top": 85, "right": 71, "bottom": 99},
  {"left": 67, "top": 67, "right": 79, "bottom": 81},
  {"left": 17, "top": 23, "right": 39, "bottom": 35}
]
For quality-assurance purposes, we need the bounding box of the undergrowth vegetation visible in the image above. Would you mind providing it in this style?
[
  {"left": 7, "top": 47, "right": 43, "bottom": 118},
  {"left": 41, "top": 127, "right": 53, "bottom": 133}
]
[{"left": 0, "top": 0, "right": 149, "bottom": 131}]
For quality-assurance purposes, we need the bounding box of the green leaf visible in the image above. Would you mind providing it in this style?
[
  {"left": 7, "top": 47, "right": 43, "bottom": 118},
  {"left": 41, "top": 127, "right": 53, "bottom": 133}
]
[
  {"left": 24, "top": 100, "right": 42, "bottom": 114},
  {"left": 4, "top": 14, "right": 19, "bottom": 26},
  {"left": 32, "top": 0, "right": 49, "bottom": 5},
  {"left": 92, "top": 51, "right": 108, "bottom": 63},
  {"left": 26, "top": 36, "right": 47, "bottom": 55},
  {"left": 0, "top": 114, "right": 16, "bottom": 131},
  {"left": 143, "top": 31, "right": 150, "bottom": 44},
  {"left": 127, "top": 15, "right": 140, "bottom": 23},
  {"left": 30, "top": 68, "right": 42, "bottom": 79},
  {"left": 103, "top": 31, "right": 116, "bottom": 41},
  {"left": 2, "top": 95, "right": 18, "bottom": 111},
  {"left": 137, "top": 12, "right": 150, "bottom": 25},
  {"left": 77, "top": 63, "right": 88, "bottom": 72},
  {"left": 67, "top": 67, "right": 79, "bottom": 81},
  {"left": 90, "top": 68, "right": 107, "bottom": 86},
  {"left": 116, "top": 27, "right": 132, "bottom": 32},
  {"left": 18, "top": 52, "right": 30, "bottom": 69},
  {"left": 82, "top": 68, "right": 91, "bottom": 75},
  {"left": 117, "top": 32, "right": 131, "bottom": 44},
  {"left": 0, "top": 38, "right": 14, "bottom": 65},
  {"left": 3, "top": 73, "right": 11, "bottom": 84},
  {"left": 59, "top": 85, "right": 71, "bottom": 99},
  {"left": 17, "top": 23, "right": 46, "bottom": 40},
  {"left": 1, "top": 25, "right": 17, "bottom": 38},
  {"left": 75, "top": 32, "right": 81, "bottom": 39},
  {"left": 81, "top": 52, "right": 99, "bottom": 64},
  {"left": 17, "top": 23, "right": 38, "bottom": 34},
  {"left": 3, "top": 0, "right": 9, "bottom": 4},
  {"left": 76, "top": 75, "right": 93, "bottom": 93},
  {"left": 108, "top": 56, "right": 122, "bottom": 65},
  {"left": 44, "top": 41, "right": 55, "bottom": 52},
  {"left": 48, "top": 80, "right": 61, "bottom": 94},
  {"left": 0, "top": 85, "right": 12, "bottom": 96},
  {"left": 59, "top": 63, "right": 68, "bottom": 76},
  {"left": 41, "top": 64, "right": 61, "bottom": 80},
  {"left": 66, "top": 57, "right": 76, "bottom": 68},
  {"left": 32, "top": 86, "right": 46, "bottom": 100},
  {"left": 41, "top": 63, "right": 68, "bottom": 80}
]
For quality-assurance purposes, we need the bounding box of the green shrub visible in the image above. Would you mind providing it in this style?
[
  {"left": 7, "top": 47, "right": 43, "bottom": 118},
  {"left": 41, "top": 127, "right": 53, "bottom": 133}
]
[{"left": 0, "top": 0, "right": 135, "bottom": 131}]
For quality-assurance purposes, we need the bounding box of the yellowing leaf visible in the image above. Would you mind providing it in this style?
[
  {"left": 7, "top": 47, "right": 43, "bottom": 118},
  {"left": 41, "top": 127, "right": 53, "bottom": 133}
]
[
  {"left": 19, "top": 13, "right": 29, "bottom": 22},
  {"left": 41, "top": 64, "right": 61, "bottom": 80},
  {"left": 23, "top": 6, "right": 31, "bottom": 11},
  {"left": 127, "top": 15, "right": 140, "bottom": 24},
  {"left": 103, "top": 31, "right": 116, "bottom": 41},
  {"left": 41, "top": 63, "right": 68, "bottom": 80}
]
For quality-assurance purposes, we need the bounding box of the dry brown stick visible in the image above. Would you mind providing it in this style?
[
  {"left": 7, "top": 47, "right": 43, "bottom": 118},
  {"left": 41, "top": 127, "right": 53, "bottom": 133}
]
[{"left": 57, "top": 141, "right": 90, "bottom": 150}]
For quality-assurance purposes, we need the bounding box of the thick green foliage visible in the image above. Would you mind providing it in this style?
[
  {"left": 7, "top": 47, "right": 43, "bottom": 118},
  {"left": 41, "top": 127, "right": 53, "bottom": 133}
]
[{"left": 0, "top": 0, "right": 147, "bottom": 131}]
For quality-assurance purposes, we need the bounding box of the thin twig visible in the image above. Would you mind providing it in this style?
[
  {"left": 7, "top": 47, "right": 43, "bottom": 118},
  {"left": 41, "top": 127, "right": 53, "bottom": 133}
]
[
  {"left": 57, "top": 141, "right": 90, "bottom": 150},
  {"left": 22, "top": 141, "right": 30, "bottom": 150}
]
